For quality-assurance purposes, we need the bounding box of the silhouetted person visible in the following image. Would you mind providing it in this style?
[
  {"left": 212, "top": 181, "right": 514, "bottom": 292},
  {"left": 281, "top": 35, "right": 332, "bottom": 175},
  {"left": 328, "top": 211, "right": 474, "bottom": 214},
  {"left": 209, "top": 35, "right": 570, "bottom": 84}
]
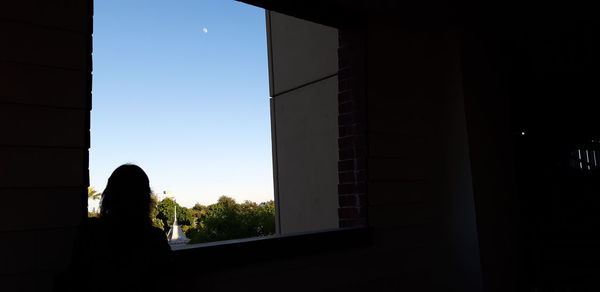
[{"left": 57, "top": 164, "right": 172, "bottom": 292}]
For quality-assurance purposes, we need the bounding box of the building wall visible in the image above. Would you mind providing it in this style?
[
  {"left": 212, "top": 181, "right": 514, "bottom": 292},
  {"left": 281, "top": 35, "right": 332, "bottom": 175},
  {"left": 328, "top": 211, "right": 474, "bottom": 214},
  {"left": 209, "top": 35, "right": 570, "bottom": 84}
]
[
  {"left": 176, "top": 15, "right": 485, "bottom": 292},
  {"left": 0, "top": 2, "right": 513, "bottom": 292},
  {"left": 267, "top": 11, "right": 339, "bottom": 234},
  {"left": 365, "top": 26, "right": 482, "bottom": 291},
  {"left": 0, "top": 1, "right": 91, "bottom": 291}
]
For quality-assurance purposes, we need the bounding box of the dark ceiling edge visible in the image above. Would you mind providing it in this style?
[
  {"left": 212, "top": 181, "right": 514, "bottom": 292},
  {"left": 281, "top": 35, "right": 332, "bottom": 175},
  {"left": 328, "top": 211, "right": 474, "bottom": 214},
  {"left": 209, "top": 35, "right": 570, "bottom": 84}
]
[{"left": 236, "top": 0, "right": 362, "bottom": 28}]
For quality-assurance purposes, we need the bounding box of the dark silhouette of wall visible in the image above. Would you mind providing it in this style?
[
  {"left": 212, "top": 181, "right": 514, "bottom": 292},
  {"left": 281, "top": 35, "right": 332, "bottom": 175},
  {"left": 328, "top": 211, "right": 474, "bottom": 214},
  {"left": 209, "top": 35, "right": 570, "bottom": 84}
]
[
  {"left": 0, "top": 1, "right": 92, "bottom": 291},
  {"left": 1, "top": 1, "right": 597, "bottom": 291}
]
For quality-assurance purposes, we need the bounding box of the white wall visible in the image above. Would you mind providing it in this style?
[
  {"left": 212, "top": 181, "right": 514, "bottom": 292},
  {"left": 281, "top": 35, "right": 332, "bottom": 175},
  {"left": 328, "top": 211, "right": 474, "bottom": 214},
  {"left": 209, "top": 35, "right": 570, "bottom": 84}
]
[{"left": 267, "top": 11, "right": 339, "bottom": 234}]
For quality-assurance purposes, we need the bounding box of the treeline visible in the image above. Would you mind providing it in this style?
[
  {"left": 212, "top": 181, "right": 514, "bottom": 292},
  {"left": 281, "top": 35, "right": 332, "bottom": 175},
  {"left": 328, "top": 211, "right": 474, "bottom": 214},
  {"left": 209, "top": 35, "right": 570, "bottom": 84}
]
[
  {"left": 88, "top": 187, "right": 276, "bottom": 243},
  {"left": 152, "top": 195, "right": 276, "bottom": 244}
]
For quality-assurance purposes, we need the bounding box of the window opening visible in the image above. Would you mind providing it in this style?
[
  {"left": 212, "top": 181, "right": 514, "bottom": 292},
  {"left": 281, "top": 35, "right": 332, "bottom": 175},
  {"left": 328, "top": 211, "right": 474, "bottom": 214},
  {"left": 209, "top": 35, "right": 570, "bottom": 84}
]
[
  {"left": 88, "top": 0, "right": 275, "bottom": 246},
  {"left": 569, "top": 139, "right": 600, "bottom": 172}
]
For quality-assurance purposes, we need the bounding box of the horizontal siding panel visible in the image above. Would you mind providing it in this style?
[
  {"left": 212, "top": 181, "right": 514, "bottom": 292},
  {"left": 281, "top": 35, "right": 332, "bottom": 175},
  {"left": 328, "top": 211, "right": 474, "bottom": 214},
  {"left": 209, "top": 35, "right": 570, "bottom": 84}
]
[
  {"left": 0, "top": 1, "right": 89, "bottom": 32},
  {"left": 0, "top": 61, "right": 88, "bottom": 109},
  {"left": 0, "top": 188, "right": 84, "bottom": 232},
  {"left": 0, "top": 147, "right": 86, "bottom": 188},
  {"left": 269, "top": 11, "right": 338, "bottom": 96},
  {"left": 0, "top": 227, "right": 77, "bottom": 275},
  {"left": 0, "top": 22, "right": 88, "bottom": 70},
  {"left": 274, "top": 77, "right": 339, "bottom": 233},
  {"left": 0, "top": 105, "right": 87, "bottom": 147}
]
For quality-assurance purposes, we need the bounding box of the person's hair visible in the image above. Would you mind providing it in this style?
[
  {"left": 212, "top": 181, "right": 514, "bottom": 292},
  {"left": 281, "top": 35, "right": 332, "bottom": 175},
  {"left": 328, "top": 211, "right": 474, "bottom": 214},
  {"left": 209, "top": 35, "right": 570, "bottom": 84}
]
[{"left": 100, "top": 164, "right": 152, "bottom": 225}]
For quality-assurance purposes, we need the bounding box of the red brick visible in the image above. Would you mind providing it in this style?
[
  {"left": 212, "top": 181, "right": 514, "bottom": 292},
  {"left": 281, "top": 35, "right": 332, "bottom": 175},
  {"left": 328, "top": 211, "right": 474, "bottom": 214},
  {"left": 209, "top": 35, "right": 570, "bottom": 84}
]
[
  {"left": 337, "top": 28, "right": 368, "bottom": 226},
  {"left": 340, "top": 218, "right": 368, "bottom": 228},
  {"left": 338, "top": 136, "right": 356, "bottom": 148},
  {"left": 339, "top": 125, "right": 355, "bottom": 138},
  {"left": 338, "top": 79, "right": 353, "bottom": 92},
  {"left": 339, "top": 148, "right": 355, "bottom": 160},
  {"left": 338, "top": 101, "right": 354, "bottom": 114},
  {"left": 338, "top": 183, "right": 356, "bottom": 195},
  {"left": 338, "top": 172, "right": 355, "bottom": 183},
  {"left": 356, "top": 183, "right": 367, "bottom": 193},
  {"left": 338, "top": 91, "right": 353, "bottom": 103},
  {"left": 339, "top": 195, "right": 357, "bottom": 207},
  {"left": 357, "top": 194, "right": 368, "bottom": 206},
  {"left": 338, "top": 207, "right": 360, "bottom": 218},
  {"left": 338, "top": 159, "right": 355, "bottom": 171},
  {"left": 338, "top": 113, "right": 354, "bottom": 125},
  {"left": 338, "top": 57, "right": 350, "bottom": 69},
  {"left": 356, "top": 170, "right": 368, "bottom": 181},
  {"left": 338, "top": 66, "right": 354, "bottom": 80},
  {"left": 356, "top": 157, "right": 367, "bottom": 169}
]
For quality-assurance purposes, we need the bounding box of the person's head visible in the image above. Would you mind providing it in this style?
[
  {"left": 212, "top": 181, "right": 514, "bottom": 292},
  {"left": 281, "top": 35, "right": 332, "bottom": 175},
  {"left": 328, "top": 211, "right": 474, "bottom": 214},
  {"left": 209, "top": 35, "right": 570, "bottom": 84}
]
[{"left": 100, "top": 164, "right": 152, "bottom": 224}]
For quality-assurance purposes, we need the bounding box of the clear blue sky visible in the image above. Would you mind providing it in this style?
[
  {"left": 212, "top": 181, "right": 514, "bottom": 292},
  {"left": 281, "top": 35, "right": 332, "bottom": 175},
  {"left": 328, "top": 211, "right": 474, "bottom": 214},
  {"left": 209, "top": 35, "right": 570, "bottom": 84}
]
[{"left": 90, "top": 0, "right": 272, "bottom": 208}]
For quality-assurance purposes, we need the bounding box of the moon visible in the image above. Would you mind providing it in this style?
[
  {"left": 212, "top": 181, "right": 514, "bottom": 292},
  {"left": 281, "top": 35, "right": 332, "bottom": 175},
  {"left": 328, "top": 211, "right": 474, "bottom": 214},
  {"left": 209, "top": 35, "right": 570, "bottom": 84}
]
[{"left": 202, "top": 28, "right": 208, "bottom": 33}]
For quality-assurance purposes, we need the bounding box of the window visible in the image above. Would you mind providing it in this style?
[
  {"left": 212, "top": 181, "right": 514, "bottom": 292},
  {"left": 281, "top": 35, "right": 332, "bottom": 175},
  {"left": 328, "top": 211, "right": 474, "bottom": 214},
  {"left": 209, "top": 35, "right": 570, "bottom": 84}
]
[
  {"left": 88, "top": 0, "right": 276, "bottom": 246},
  {"left": 569, "top": 139, "right": 600, "bottom": 172}
]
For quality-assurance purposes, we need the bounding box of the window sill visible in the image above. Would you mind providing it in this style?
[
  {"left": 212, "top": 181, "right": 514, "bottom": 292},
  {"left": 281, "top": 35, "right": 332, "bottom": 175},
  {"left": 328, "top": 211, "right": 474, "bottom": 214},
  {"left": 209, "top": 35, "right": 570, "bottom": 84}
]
[{"left": 173, "top": 226, "right": 371, "bottom": 271}]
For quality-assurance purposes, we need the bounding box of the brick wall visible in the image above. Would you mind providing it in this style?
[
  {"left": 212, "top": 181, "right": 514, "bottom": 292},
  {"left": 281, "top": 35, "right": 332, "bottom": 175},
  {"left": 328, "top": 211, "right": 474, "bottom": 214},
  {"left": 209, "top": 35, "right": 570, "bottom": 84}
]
[{"left": 337, "top": 29, "right": 368, "bottom": 227}]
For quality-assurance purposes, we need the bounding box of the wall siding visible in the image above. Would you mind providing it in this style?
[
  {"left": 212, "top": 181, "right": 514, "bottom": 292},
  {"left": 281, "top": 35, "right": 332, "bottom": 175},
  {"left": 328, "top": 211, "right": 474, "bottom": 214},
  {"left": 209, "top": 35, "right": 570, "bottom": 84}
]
[{"left": 0, "top": 1, "right": 91, "bottom": 291}]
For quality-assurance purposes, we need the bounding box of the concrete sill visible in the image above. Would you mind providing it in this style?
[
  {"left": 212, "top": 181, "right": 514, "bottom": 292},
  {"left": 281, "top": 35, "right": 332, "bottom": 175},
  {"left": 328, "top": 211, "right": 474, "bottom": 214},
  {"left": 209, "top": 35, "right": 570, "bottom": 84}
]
[{"left": 173, "top": 226, "right": 371, "bottom": 272}]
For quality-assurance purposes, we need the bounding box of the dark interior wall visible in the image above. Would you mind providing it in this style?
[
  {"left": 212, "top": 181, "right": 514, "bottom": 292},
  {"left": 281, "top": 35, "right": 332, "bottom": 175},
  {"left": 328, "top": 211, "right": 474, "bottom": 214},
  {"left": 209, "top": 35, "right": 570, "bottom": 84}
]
[
  {"left": 176, "top": 14, "right": 485, "bottom": 292},
  {"left": 0, "top": 1, "right": 91, "bottom": 291},
  {"left": 9, "top": 1, "right": 598, "bottom": 291},
  {"left": 460, "top": 13, "right": 600, "bottom": 289},
  {"left": 461, "top": 30, "right": 520, "bottom": 292},
  {"left": 366, "top": 25, "right": 482, "bottom": 291},
  {"left": 0, "top": 1, "right": 488, "bottom": 291},
  {"left": 173, "top": 25, "right": 486, "bottom": 292}
]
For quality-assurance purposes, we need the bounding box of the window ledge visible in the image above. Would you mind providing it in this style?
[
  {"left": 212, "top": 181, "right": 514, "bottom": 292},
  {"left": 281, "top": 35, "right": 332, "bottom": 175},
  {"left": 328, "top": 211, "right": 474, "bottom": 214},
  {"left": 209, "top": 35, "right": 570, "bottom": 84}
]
[{"left": 173, "top": 226, "right": 371, "bottom": 271}]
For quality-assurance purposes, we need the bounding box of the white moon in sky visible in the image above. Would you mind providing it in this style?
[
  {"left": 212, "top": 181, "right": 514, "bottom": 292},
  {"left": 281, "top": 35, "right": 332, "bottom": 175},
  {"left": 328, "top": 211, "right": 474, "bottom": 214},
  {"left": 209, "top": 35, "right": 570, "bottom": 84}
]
[{"left": 202, "top": 28, "right": 208, "bottom": 33}]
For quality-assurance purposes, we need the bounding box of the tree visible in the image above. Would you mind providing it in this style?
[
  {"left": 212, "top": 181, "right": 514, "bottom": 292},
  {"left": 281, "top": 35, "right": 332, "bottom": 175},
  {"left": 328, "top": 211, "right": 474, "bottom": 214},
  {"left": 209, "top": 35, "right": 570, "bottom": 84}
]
[
  {"left": 88, "top": 186, "right": 101, "bottom": 200},
  {"left": 190, "top": 203, "right": 208, "bottom": 227},
  {"left": 87, "top": 187, "right": 102, "bottom": 218},
  {"left": 156, "top": 197, "right": 194, "bottom": 229},
  {"left": 188, "top": 196, "right": 276, "bottom": 244},
  {"left": 150, "top": 194, "right": 164, "bottom": 230}
]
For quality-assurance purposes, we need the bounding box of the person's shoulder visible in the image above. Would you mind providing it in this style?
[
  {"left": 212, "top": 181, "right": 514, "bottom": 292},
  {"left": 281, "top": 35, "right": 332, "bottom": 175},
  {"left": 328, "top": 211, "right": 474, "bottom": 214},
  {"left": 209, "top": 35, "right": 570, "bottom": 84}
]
[
  {"left": 149, "top": 226, "right": 163, "bottom": 234},
  {"left": 147, "top": 226, "right": 172, "bottom": 254},
  {"left": 86, "top": 217, "right": 102, "bottom": 226},
  {"left": 75, "top": 217, "right": 101, "bottom": 236}
]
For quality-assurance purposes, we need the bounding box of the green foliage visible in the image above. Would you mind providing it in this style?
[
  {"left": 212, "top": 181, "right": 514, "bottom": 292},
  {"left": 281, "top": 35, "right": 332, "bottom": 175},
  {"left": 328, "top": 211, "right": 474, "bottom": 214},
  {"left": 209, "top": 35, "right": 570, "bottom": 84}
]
[
  {"left": 150, "top": 194, "right": 164, "bottom": 230},
  {"left": 146, "top": 195, "right": 276, "bottom": 243},
  {"left": 188, "top": 196, "right": 276, "bottom": 244},
  {"left": 88, "top": 186, "right": 101, "bottom": 200},
  {"left": 152, "top": 217, "right": 165, "bottom": 230},
  {"left": 190, "top": 203, "right": 208, "bottom": 226},
  {"left": 87, "top": 187, "right": 101, "bottom": 218},
  {"left": 150, "top": 194, "right": 159, "bottom": 219},
  {"left": 156, "top": 197, "right": 194, "bottom": 228}
]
